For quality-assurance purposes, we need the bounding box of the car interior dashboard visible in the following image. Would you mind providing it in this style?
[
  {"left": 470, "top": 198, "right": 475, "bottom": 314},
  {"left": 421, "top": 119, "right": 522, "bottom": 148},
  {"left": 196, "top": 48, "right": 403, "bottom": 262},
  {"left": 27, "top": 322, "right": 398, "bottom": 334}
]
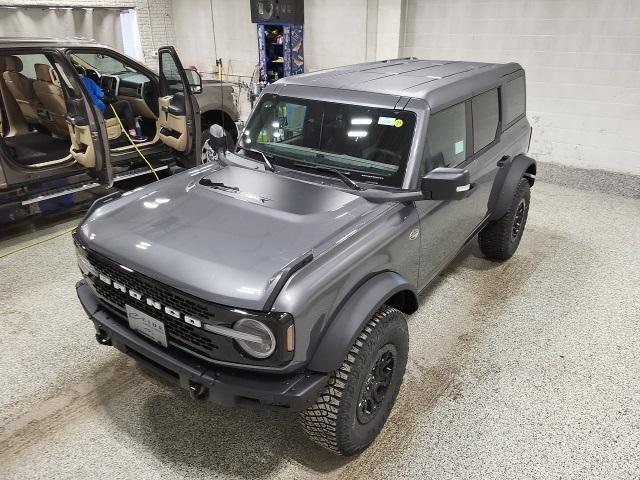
[{"left": 89, "top": 69, "right": 159, "bottom": 120}]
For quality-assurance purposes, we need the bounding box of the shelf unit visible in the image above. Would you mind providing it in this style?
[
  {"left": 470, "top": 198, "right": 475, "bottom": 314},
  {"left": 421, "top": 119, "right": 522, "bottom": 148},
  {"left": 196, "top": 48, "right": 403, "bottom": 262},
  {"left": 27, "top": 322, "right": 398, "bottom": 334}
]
[{"left": 257, "top": 23, "right": 304, "bottom": 83}]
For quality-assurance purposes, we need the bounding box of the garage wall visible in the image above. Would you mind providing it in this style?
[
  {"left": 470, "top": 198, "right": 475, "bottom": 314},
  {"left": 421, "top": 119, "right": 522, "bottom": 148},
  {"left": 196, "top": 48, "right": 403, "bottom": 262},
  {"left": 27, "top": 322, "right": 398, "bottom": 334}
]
[
  {"left": 401, "top": 0, "right": 640, "bottom": 175},
  {"left": 304, "top": 0, "right": 371, "bottom": 71},
  {"left": 172, "top": 0, "right": 256, "bottom": 78},
  {"left": 172, "top": 0, "right": 382, "bottom": 78},
  {"left": 0, "top": 0, "right": 177, "bottom": 68}
]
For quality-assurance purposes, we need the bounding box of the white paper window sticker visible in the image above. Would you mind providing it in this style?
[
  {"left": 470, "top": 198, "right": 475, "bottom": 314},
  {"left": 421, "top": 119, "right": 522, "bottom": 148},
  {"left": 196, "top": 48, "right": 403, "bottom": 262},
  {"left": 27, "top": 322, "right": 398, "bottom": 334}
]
[
  {"left": 454, "top": 140, "right": 464, "bottom": 155},
  {"left": 378, "top": 116, "right": 396, "bottom": 126}
]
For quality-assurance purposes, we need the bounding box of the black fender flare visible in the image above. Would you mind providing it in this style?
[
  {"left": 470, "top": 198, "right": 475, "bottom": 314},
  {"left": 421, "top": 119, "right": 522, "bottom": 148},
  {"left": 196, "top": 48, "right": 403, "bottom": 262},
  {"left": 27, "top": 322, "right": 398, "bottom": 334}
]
[
  {"left": 307, "top": 271, "right": 417, "bottom": 372},
  {"left": 488, "top": 154, "right": 536, "bottom": 221}
]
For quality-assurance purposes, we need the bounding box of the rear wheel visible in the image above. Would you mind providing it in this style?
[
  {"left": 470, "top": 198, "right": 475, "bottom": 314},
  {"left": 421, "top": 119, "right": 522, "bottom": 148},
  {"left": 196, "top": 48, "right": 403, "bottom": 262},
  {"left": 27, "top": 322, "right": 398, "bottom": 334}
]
[
  {"left": 479, "top": 178, "right": 531, "bottom": 261},
  {"left": 299, "top": 305, "right": 408, "bottom": 456}
]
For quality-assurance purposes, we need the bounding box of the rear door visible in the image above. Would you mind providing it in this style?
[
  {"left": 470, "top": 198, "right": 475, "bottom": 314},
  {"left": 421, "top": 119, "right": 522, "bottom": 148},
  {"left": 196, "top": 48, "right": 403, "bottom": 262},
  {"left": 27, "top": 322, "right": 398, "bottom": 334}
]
[
  {"left": 47, "top": 49, "right": 112, "bottom": 186},
  {"left": 157, "top": 46, "right": 201, "bottom": 168},
  {"left": 466, "top": 86, "right": 502, "bottom": 223}
]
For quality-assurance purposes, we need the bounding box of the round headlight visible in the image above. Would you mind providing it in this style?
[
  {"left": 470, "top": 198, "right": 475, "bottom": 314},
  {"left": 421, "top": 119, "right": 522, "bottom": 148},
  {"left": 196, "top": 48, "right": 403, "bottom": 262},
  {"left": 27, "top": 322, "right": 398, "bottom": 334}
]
[{"left": 233, "top": 318, "right": 276, "bottom": 359}]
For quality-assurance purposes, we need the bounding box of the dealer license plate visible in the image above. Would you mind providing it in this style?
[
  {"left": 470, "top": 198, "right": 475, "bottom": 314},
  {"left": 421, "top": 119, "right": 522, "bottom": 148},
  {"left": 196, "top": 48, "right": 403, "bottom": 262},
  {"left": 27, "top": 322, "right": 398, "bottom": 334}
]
[{"left": 126, "top": 304, "right": 168, "bottom": 347}]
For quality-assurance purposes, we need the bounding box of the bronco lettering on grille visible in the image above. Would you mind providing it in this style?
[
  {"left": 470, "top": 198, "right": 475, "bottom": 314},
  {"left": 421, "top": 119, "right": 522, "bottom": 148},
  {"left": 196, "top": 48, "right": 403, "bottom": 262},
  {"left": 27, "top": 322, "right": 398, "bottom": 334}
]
[{"left": 98, "top": 272, "right": 184, "bottom": 321}]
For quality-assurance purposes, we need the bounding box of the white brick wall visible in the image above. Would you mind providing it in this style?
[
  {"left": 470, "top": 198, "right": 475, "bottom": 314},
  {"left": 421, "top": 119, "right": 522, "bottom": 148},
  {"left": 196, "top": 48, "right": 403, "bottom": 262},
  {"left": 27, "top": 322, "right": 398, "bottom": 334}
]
[
  {"left": 401, "top": 0, "right": 640, "bottom": 174},
  {"left": 1, "top": 0, "right": 177, "bottom": 68}
]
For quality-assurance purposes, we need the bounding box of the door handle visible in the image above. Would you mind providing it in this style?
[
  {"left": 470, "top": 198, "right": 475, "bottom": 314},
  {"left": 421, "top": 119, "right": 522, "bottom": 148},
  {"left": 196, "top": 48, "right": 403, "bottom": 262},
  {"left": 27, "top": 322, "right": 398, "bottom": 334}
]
[{"left": 497, "top": 155, "right": 510, "bottom": 168}]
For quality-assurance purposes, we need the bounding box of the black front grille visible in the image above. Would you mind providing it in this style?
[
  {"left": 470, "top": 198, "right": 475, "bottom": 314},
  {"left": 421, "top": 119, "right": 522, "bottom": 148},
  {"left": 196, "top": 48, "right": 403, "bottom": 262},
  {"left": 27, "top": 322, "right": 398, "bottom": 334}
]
[
  {"left": 87, "top": 251, "right": 220, "bottom": 357},
  {"left": 89, "top": 252, "right": 210, "bottom": 319},
  {"left": 82, "top": 248, "right": 294, "bottom": 367},
  {"left": 93, "top": 281, "right": 219, "bottom": 354}
]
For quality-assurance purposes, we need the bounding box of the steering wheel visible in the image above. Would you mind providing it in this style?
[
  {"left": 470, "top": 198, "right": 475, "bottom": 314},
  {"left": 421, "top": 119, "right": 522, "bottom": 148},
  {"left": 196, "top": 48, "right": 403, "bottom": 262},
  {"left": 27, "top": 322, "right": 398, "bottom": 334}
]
[{"left": 362, "top": 147, "right": 402, "bottom": 163}]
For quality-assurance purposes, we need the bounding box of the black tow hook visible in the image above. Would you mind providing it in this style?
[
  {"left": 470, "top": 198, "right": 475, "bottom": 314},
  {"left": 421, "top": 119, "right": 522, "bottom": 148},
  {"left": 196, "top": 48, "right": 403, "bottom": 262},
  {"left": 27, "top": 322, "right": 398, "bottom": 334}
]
[
  {"left": 189, "top": 381, "right": 209, "bottom": 401},
  {"left": 95, "top": 328, "right": 112, "bottom": 346}
]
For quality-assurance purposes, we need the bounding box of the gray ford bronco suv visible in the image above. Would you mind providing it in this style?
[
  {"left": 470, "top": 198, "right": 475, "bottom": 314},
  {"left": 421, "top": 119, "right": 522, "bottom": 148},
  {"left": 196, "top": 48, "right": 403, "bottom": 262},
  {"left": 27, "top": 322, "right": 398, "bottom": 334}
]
[{"left": 74, "top": 58, "right": 536, "bottom": 455}]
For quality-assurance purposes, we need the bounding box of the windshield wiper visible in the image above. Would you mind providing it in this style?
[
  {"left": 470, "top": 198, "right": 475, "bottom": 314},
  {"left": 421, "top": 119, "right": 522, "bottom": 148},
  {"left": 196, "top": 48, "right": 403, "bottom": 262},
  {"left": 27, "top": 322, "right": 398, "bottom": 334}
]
[
  {"left": 241, "top": 147, "right": 275, "bottom": 172},
  {"left": 293, "top": 162, "right": 361, "bottom": 191}
]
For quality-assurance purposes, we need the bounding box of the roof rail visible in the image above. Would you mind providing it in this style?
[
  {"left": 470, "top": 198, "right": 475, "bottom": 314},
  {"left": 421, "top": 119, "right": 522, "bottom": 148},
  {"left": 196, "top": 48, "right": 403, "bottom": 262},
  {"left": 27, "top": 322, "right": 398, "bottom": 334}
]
[{"left": 378, "top": 57, "right": 418, "bottom": 63}]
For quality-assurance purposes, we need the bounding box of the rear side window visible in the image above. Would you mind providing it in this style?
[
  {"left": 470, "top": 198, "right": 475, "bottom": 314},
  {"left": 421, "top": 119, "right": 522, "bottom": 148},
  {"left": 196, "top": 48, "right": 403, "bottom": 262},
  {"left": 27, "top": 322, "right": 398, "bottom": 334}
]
[
  {"left": 472, "top": 88, "right": 499, "bottom": 152},
  {"left": 423, "top": 102, "right": 466, "bottom": 172},
  {"left": 11, "top": 54, "right": 50, "bottom": 79},
  {"left": 503, "top": 76, "right": 525, "bottom": 126}
]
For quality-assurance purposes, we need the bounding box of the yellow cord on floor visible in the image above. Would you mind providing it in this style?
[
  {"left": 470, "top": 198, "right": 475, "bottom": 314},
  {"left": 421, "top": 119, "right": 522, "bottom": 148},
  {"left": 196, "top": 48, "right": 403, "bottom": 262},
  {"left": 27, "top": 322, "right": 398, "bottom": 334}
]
[
  {"left": 0, "top": 225, "right": 76, "bottom": 259},
  {"left": 109, "top": 104, "right": 159, "bottom": 181}
]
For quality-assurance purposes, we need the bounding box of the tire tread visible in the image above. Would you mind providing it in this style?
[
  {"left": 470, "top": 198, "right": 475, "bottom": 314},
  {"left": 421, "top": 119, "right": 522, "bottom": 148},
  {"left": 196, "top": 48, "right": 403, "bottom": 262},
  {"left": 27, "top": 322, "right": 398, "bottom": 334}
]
[
  {"left": 479, "top": 178, "right": 530, "bottom": 261},
  {"left": 299, "top": 305, "right": 402, "bottom": 454}
]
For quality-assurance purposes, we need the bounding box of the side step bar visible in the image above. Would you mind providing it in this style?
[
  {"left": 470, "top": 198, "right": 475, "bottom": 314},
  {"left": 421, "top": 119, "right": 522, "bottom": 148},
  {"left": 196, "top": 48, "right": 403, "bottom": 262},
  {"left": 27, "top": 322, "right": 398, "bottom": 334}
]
[{"left": 21, "top": 166, "right": 168, "bottom": 206}]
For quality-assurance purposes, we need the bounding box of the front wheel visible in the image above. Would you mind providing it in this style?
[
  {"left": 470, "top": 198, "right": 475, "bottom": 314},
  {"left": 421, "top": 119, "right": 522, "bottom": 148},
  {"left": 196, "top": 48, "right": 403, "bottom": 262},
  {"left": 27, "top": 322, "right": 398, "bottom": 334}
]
[
  {"left": 300, "top": 305, "right": 409, "bottom": 456},
  {"left": 479, "top": 178, "right": 531, "bottom": 261}
]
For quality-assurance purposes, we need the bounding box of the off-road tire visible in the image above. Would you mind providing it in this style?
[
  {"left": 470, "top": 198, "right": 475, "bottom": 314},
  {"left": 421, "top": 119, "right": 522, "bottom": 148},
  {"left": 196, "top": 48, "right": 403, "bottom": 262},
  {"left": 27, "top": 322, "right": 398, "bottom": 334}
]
[
  {"left": 299, "top": 305, "right": 409, "bottom": 456},
  {"left": 479, "top": 178, "right": 531, "bottom": 261}
]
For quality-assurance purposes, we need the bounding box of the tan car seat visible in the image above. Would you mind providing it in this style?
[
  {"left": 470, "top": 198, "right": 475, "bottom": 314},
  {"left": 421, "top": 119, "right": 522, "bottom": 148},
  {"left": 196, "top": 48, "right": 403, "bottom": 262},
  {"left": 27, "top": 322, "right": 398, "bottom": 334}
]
[
  {"left": 0, "top": 56, "right": 28, "bottom": 136},
  {"left": 2, "top": 56, "right": 40, "bottom": 123},
  {"left": 32, "top": 64, "right": 69, "bottom": 138}
]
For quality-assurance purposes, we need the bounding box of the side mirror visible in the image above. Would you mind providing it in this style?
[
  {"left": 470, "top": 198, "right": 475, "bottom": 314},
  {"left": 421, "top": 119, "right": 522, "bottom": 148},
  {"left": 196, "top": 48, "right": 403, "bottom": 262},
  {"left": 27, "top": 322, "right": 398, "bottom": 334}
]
[
  {"left": 421, "top": 167, "right": 472, "bottom": 200},
  {"left": 208, "top": 124, "right": 227, "bottom": 147},
  {"left": 207, "top": 124, "right": 228, "bottom": 163},
  {"left": 184, "top": 68, "right": 202, "bottom": 94}
]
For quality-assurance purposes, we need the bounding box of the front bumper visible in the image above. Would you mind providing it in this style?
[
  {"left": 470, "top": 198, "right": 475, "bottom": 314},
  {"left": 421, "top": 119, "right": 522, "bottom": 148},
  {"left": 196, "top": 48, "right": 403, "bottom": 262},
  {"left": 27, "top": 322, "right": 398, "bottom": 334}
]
[{"left": 76, "top": 279, "right": 328, "bottom": 411}]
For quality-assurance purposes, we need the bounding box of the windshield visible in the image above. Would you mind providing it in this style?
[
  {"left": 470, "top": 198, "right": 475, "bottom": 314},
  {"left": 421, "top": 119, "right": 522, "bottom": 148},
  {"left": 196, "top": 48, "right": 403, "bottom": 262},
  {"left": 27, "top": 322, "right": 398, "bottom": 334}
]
[
  {"left": 238, "top": 95, "right": 417, "bottom": 187},
  {"left": 70, "top": 52, "right": 135, "bottom": 75}
]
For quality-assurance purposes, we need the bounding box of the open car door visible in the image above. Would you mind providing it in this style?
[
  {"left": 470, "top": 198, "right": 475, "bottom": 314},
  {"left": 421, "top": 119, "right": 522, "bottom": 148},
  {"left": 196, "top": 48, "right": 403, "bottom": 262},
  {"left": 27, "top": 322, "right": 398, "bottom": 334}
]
[
  {"left": 157, "top": 46, "right": 201, "bottom": 168},
  {"left": 46, "top": 50, "right": 112, "bottom": 186}
]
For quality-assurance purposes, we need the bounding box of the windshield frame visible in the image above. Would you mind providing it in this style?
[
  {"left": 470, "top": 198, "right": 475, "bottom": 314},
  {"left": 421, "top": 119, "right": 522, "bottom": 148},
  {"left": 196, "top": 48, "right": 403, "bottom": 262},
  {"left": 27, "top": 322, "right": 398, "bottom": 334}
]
[{"left": 237, "top": 93, "right": 421, "bottom": 189}]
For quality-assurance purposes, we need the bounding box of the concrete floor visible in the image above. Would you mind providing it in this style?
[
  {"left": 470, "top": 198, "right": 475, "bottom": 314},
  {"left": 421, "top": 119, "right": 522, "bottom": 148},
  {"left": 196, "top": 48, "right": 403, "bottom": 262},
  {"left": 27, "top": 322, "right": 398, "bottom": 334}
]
[{"left": 1, "top": 181, "right": 639, "bottom": 479}]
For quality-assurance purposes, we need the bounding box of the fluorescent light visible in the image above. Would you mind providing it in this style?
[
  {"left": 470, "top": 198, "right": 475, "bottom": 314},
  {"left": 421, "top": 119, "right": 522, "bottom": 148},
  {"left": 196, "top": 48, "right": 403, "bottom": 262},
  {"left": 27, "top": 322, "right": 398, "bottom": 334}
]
[
  {"left": 347, "top": 130, "right": 368, "bottom": 137},
  {"left": 351, "top": 117, "right": 372, "bottom": 125},
  {"left": 135, "top": 241, "right": 151, "bottom": 250}
]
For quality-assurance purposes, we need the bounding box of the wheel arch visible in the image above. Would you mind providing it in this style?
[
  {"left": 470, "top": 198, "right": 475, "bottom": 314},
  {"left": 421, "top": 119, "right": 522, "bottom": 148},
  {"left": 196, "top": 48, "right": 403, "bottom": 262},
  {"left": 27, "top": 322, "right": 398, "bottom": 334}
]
[
  {"left": 488, "top": 154, "right": 536, "bottom": 221},
  {"left": 307, "top": 271, "right": 417, "bottom": 373},
  {"left": 200, "top": 109, "right": 238, "bottom": 140}
]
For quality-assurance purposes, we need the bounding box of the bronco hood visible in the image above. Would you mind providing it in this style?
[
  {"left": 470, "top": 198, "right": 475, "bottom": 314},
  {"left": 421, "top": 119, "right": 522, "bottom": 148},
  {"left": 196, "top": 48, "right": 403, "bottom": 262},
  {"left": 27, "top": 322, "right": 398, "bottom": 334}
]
[{"left": 78, "top": 162, "right": 385, "bottom": 311}]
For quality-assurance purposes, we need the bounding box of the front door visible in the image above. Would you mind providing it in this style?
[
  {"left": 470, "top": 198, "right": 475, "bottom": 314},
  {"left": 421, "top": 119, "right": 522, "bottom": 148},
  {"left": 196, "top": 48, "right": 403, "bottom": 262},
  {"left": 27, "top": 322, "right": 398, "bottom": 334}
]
[
  {"left": 415, "top": 100, "right": 484, "bottom": 289},
  {"left": 157, "top": 46, "right": 201, "bottom": 168},
  {"left": 48, "top": 49, "right": 112, "bottom": 186}
]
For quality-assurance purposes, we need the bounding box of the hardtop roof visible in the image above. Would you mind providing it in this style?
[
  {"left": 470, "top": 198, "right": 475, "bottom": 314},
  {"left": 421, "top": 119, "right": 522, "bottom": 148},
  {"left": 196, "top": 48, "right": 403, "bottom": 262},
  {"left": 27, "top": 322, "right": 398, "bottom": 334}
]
[{"left": 277, "top": 58, "right": 523, "bottom": 110}]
